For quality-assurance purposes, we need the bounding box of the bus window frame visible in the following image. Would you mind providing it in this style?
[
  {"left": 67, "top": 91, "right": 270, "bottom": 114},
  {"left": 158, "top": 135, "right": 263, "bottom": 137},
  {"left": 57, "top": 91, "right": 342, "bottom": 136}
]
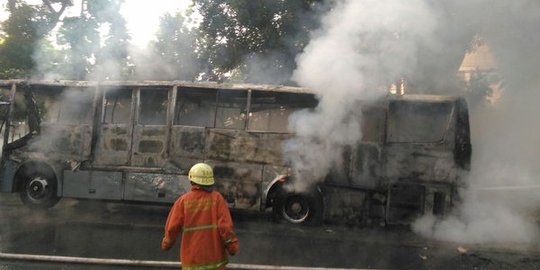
[
  {"left": 33, "top": 87, "right": 95, "bottom": 125},
  {"left": 137, "top": 87, "right": 169, "bottom": 126},
  {"left": 174, "top": 87, "right": 218, "bottom": 128},
  {"left": 247, "top": 90, "right": 318, "bottom": 133},
  {"left": 385, "top": 100, "right": 455, "bottom": 144},
  {"left": 101, "top": 87, "right": 133, "bottom": 125},
  {"left": 214, "top": 89, "right": 248, "bottom": 130}
]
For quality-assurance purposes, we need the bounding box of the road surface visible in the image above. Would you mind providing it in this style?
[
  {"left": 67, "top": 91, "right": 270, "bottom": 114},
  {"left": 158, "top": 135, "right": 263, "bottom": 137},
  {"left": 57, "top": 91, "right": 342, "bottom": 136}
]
[{"left": 1, "top": 193, "right": 539, "bottom": 269}]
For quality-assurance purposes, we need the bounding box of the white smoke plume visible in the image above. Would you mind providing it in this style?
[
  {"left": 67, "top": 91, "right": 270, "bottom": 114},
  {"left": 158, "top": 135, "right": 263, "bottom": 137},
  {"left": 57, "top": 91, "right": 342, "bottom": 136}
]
[
  {"left": 291, "top": 0, "right": 540, "bottom": 244},
  {"left": 413, "top": 0, "right": 540, "bottom": 244},
  {"left": 288, "top": 0, "right": 439, "bottom": 188}
]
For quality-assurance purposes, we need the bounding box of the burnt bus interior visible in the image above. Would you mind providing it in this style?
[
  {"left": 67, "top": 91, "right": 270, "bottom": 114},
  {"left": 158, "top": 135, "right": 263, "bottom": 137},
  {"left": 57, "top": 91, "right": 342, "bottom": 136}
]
[{"left": 0, "top": 80, "right": 471, "bottom": 226}]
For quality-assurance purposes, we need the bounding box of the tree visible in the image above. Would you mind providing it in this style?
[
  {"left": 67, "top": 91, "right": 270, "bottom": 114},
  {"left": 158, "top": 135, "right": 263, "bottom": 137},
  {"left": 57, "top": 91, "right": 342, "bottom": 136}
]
[
  {"left": 130, "top": 8, "right": 203, "bottom": 81},
  {"left": 90, "top": 0, "right": 131, "bottom": 79},
  {"left": 56, "top": 14, "right": 100, "bottom": 79},
  {"left": 194, "top": 0, "right": 324, "bottom": 84},
  {"left": 0, "top": 3, "right": 44, "bottom": 78},
  {"left": 57, "top": 0, "right": 131, "bottom": 80},
  {"left": 0, "top": 0, "right": 72, "bottom": 79},
  {"left": 139, "top": 11, "right": 201, "bottom": 80}
]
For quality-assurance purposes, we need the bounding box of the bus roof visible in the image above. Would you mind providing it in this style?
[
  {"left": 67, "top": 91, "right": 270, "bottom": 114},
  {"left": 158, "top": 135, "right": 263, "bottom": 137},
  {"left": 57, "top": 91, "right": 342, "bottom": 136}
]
[
  {"left": 0, "top": 79, "right": 313, "bottom": 94},
  {"left": 388, "top": 93, "right": 462, "bottom": 103},
  {"left": 0, "top": 80, "right": 463, "bottom": 102}
]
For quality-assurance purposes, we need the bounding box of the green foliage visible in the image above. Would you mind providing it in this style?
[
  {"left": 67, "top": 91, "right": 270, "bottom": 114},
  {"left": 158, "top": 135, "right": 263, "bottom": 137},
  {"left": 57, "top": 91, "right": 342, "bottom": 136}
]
[
  {"left": 93, "top": 0, "right": 131, "bottom": 79},
  {"left": 148, "top": 12, "right": 201, "bottom": 80},
  {"left": 0, "top": 0, "right": 130, "bottom": 80},
  {"left": 0, "top": 0, "right": 325, "bottom": 83},
  {"left": 57, "top": 16, "right": 100, "bottom": 79},
  {"left": 58, "top": 0, "right": 131, "bottom": 80},
  {"left": 194, "top": 0, "right": 324, "bottom": 84},
  {"left": 0, "top": 3, "right": 46, "bottom": 78},
  {"left": 0, "top": 0, "right": 73, "bottom": 79}
]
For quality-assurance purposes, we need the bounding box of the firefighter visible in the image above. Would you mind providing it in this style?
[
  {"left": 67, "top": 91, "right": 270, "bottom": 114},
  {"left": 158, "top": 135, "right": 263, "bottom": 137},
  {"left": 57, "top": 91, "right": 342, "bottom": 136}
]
[{"left": 161, "top": 163, "right": 239, "bottom": 270}]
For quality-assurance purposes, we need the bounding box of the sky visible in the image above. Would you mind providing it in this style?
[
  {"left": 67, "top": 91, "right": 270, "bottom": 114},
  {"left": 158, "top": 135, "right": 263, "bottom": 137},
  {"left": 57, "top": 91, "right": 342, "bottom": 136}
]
[
  {"left": 0, "top": 0, "right": 192, "bottom": 47},
  {"left": 120, "top": 0, "right": 192, "bottom": 47}
]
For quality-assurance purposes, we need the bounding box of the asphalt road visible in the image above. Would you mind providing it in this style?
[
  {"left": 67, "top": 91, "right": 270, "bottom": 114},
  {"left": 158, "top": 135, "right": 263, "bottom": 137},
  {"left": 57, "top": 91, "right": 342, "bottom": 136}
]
[{"left": 1, "top": 193, "right": 540, "bottom": 269}]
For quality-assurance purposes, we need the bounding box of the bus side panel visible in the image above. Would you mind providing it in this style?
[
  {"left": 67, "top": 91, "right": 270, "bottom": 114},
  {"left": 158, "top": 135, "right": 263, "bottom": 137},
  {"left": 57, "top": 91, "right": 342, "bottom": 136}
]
[
  {"left": 0, "top": 160, "right": 18, "bottom": 192},
  {"left": 323, "top": 186, "right": 368, "bottom": 223},
  {"left": 208, "top": 161, "right": 263, "bottom": 211},
  {"left": 124, "top": 173, "right": 191, "bottom": 203},
  {"left": 93, "top": 125, "right": 131, "bottom": 166},
  {"left": 247, "top": 132, "right": 292, "bottom": 165},
  {"left": 31, "top": 124, "right": 92, "bottom": 161},
  {"left": 131, "top": 126, "right": 167, "bottom": 167},
  {"left": 206, "top": 129, "right": 290, "bottom": 164},
  {"left": 350, "top": 142, "right": 382, "bottom": 189},
  {"left": 169, "top": 126, "right": 205, "bottom": 170},
  {"left": 382, "top": 144, "right": 457, "bottom": 184},
  {"left": 63, "top": 170, "right": 122, "bottom": 200}
]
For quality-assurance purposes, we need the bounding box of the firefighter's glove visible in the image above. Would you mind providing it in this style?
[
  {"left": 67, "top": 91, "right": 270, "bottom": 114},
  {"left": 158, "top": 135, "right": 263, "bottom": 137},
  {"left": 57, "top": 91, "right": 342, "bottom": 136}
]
[
  {"left": 161, "top": 238, "right": 172, "bottom": 251},
  {"left": 226, "top": 240, "right": 239, "bottom": 256}
]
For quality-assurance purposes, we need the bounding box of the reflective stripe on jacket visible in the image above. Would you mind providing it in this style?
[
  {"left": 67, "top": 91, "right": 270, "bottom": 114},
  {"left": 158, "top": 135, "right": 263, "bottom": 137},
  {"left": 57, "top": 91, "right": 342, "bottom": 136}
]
[{"left": 162, "top": 186, "right": 239, "bottom": 270}]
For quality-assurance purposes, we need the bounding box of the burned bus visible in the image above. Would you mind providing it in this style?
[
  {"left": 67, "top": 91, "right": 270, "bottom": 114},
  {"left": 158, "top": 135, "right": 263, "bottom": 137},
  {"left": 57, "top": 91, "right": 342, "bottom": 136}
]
[{"left": 0, "top": 80, "right": 470, "bottom": 225}]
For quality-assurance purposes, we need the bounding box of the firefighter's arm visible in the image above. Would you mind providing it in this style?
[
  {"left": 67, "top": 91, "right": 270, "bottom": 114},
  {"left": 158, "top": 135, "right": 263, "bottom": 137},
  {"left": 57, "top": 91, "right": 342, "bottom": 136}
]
[
  {"left": 162, "top": 199, "right": 184, "bottom": 251},
  {"left": 216, "top": 194, "right": 239, "bottom": 255}
]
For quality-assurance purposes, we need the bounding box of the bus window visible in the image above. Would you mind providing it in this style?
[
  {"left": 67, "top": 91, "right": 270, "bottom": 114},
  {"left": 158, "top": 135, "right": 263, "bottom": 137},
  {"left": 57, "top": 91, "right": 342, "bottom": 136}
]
[
  {"left": 387, "top": 101, "right": 453, "bottom": 143},
  {"left": 33, "top": 89, "right": 60, "bottom": 123},
  {"left": 0, "top": 88, "right": 10, "bottom": 131},
  {"left": 58, "top": 89, "right": 93, "bottom": 124},
  {"left": 248, "top": 92, "right": 317, "bottom": 132},
  {"left": 103, "top": 88, "right": 132, "bottom": 124},
  {"left": 33, "top": 87, "right": 93, "bottom": 125},
  {"left": 1, "top": 87, "right": 30, "bottom": 144},
  {"left": 215, "top": 90, "right": 247, "bottom": 129},
  {"left": 360, "top": 105, "right": 385, "bottom": 143},
  {"left": 175, "top": 88, "right": 217, "bottom": 127},
  {"left": 139, "top": 88, "right": 168, "bottom": 125}
]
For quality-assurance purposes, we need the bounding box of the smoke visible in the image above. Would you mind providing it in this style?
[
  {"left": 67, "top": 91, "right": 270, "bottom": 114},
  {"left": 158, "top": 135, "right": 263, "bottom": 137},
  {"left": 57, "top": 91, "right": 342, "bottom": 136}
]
[
  {"left": 287, "top": 0, "right": 439, "bottom": 188},
  {"left": 236, "top": 52, "right": 296, "bottom": 85},
  {"left": 291, "top": 0, "right": 540, "bottom": 243},
  {"left": 413, "top": 0, "right": 540, "bottom": 244}
]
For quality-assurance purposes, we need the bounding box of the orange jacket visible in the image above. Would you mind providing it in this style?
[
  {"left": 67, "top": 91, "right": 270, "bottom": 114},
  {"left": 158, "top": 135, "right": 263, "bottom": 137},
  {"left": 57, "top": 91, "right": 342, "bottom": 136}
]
[{"left": 162, "top": 186, "right": 239, "bottom": 270}]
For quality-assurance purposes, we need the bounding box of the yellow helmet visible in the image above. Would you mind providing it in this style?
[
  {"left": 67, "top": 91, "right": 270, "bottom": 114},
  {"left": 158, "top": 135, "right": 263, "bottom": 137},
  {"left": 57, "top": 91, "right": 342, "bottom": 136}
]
[{"left": 188, "top": 163, "right": 215, "bottom": 186}]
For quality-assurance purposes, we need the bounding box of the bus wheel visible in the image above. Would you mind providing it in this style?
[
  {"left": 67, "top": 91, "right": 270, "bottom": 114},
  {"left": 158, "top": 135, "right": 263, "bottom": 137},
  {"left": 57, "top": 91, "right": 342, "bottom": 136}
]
[
  {"left": 274, "top": 193, "right": 321, "bottom": 225},
  {"left": 19, "top": 172, "right": 60, "bottom": 209}
]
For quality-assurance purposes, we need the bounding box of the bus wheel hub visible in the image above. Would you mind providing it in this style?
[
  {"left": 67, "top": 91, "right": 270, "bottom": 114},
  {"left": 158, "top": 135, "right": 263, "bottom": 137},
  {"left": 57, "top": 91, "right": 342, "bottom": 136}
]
[
  {"left": 28, "top": 178, "right": 48, "bottom": 199},
  {"left": 291, "top": 202, "right": 302, "bottom": 213}
]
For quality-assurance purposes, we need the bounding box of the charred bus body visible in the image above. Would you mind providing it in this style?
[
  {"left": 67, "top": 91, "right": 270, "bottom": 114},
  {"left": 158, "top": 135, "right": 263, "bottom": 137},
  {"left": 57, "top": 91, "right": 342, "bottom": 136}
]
[{"left": 0, "top": 80, "right": 470, "bottom": 225}]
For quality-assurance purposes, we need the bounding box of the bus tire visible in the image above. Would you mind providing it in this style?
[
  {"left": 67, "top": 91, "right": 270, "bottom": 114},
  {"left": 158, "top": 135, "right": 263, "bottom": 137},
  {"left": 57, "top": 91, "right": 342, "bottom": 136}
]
[
  {"left": 273, "top": 192, "right": 321, "bottom": 225},
  {"left": 19, "top": 170, "right": 60, "bottom": 210}
]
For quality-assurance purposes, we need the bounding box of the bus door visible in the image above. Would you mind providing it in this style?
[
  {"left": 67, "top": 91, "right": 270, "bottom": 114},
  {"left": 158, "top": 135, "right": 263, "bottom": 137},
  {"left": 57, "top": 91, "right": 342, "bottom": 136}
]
[
  {"left": 169, "top": 87, "right": 216, "bottom": 169},
  {"left": 64, "top": 86, "right": 132, "bottom": 200},
  {"left": 0, "top": 84, "right": 18, "bottom": 192},
  {"left": 129, "top": 87, "right": 169, "bottom": 168},
  {"left": 0, "top": 85, "right": 14, "bottom": 154},
  {"left": 124, "top": 87, "right": 182, "bottom": 203},
  {"left": 93, "top": 87, "right": 133, "bottom": 166}
]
